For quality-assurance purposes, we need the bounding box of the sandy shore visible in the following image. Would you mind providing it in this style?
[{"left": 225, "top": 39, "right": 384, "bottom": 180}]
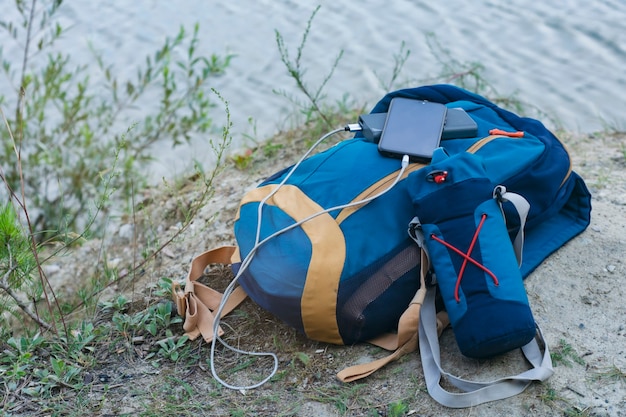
[{"left": 42, "top": 128, "right": 626, "bottom": 416}]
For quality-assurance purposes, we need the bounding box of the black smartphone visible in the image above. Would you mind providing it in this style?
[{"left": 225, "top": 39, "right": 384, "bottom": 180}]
[{"left": 377, "top": 98, "right": 447, "bottom": 162}]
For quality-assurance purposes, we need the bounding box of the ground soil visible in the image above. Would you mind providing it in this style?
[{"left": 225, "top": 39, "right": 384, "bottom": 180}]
[{"left": 19, "top": 129, "right": 626, "bottom": 416}]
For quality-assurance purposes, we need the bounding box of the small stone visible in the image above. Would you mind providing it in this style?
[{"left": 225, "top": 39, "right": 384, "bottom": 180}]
[
  {"left": 607, "top": 265, "right": 616, "bottom": 273},
  {"left": 43, "top": 264, "right": 61, "bottom": 276},
  {"left": 107, "top": 257, "right": 122, "bottom": 269},
  {"left": 118, "top": 223, "right": 135, "bottom": 241},
  {"left": 83, "top": 373, "right": 95, "bottom": 384},
  {"left": 132, "top": 336, "right": 145, "bottom": 345},
  {"left": 162, "top": 247, "right": 176, "bottom": 259}
]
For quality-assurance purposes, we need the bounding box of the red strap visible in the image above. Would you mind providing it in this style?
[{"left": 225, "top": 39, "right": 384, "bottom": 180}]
[{"left": 430, "top": 214, "right": 499, "bottom": 302}]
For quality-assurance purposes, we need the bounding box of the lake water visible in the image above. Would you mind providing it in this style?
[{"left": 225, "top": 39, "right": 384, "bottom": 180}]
[{"left": 3, "top": 1, "right": 626, "bottom": 181}]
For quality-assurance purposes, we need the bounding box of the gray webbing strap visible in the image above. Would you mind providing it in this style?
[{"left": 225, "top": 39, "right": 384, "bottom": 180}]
[
  {"left": 419, "top": 287, "right": 554, "bottom": 408},
  {"left": 493, "top": 185, "right": 529, "bottom": 266}
]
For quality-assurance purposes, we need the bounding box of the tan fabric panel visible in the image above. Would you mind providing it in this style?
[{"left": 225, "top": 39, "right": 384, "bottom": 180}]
[
  {"left": 235, "top": 184, "right": 346, "bottom": 344},
  {"left": 335, "top": 162, "right": 425, "bottom": 225},
  {"left": 464, "top": 134, "right": 501, "bottom": 153}
]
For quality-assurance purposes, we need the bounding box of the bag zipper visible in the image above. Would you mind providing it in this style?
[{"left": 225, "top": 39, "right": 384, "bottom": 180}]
[
  {"left": 337, "top": 134, "right": 573, "bottom": 224},
  {"left": 468, "top": 135, "right": 573, "bottom": 187}
]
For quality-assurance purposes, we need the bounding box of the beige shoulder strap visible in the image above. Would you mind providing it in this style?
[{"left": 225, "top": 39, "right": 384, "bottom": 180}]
[
  {"left": 171, "top": 246, "right": 248, "bottom": 342},
  {"left": 337, "top": 249, "right": 449, "bottom": 382}
]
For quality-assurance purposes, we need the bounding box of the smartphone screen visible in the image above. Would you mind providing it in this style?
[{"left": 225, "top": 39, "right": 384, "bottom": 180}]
[{"left": 377, "top": 98, "right": 447, "bottom": 162}]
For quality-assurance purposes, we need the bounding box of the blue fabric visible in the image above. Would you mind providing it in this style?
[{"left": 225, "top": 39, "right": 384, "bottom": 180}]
[
  {"left": 235, "top": 138, "right": 422, "bottom": 343},
  {"left": 234, "top": 84, "right": 591, "bottom": 346},
  {"left": 407, "top": 152, "right": 536, "bottom": 357},
  {"left": 369, "top": 85, "right": 591, "bottom": 278}
]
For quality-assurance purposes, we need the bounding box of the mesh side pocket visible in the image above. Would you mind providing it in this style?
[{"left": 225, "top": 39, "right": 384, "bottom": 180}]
[{"left": 337, "top": 242, "right": 421, "bottom": 344}]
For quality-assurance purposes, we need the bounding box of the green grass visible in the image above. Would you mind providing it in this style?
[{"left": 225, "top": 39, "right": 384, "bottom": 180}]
[{"left": 551, "top": 339, "right": 586, "bottom": 367}]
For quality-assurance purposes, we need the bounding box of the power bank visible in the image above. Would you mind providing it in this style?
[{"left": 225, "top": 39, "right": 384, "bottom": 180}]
[
  {"left": 441, "top": 107, "right": 479, "bottom": 139},
  {"left": 359, "top": 107, "right": 478, "bottom": 142}
]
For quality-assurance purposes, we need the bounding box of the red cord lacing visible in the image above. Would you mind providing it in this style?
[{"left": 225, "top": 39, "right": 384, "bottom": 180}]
[{"left": 430, "top": 213, "right": 499, "bottom": 302}]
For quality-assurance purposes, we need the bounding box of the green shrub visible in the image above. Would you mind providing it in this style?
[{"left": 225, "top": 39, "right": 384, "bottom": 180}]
[
  {"left": 0, "top": 0, "right": 233, "bottom": 337},
  {"left": 0, "top": 0, "right": 233, "bottom": 240}
]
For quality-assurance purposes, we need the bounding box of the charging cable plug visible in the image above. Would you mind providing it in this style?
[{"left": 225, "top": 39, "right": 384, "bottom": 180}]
[
  {"left": 345, "top": 123, "right": 362, "bottom": 132},
  {"left": 402, "top": 154, "right": 410, "bottom": 168}
]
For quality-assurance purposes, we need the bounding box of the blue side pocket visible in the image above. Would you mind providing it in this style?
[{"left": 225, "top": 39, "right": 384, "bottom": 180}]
[{"left": 408, "top": 152, "right": 536, "bottom": 358}]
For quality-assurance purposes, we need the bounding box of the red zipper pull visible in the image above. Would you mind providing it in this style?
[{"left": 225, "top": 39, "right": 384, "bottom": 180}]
[{"left": 489, "top": 128, "right": 524, "bottom": 138}]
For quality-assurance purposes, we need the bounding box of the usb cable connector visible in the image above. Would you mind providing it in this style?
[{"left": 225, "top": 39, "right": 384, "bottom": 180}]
[{"left": 345, "top": 123, "right": 362, "bottom": 132}]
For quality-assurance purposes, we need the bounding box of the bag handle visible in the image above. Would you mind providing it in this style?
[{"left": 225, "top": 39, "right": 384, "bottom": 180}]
[{"left": 171, "top": 246, "right": 248, "bottom": 343}]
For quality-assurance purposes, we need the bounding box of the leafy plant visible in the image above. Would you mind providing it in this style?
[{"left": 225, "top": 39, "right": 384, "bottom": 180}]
[
  {"left": 112, "top": 310, "right": 145, "bottom": 338},
  {"left": 98, "top": 294, "right": 130, "bottom": 313},
  {"left": 374, "top": 40, "right": 411, "bottom": 92},
  {"left": 111, "top": 301, "right": 181, "bottom": 342},
  {"left": 0, "top": 0, "right": 233, "bottom": 239},
  {"left": 274, "top": 5, "right": 344, "bottom": 130},
  {"left": 144, "top": 302, "right": 182, "bottom": 337},
  {"left": 0, "top": 0, "right": 233, "bottom": 338},
  {"left": 231, "top": 148, "right": 255, "bottom": 170},
  {"left": 51, "top": 321, "right": 98, "bottom": 365},
  {"left": 0, "top": 333, "right": 46, "bottom": 394},
  {"left": 0, "top": 202, "right": 52, "bottom": 330},
  {"left": 387, "top": 399, "right": 410, "bottom": 417},
  {"left": 21, "top": 357, "right": 83, "bottom": 397},
  {"left": 155, "top": 330, "right": 189, "bottom": 362}
]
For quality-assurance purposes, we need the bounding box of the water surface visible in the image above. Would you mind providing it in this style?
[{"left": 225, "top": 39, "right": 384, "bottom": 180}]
[{"left": 3, "top": 1, "right": 625, "bottom": 180}]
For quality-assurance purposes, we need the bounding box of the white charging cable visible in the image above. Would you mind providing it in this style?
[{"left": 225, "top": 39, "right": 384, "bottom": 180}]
[{"left": 209, "top": 128, "right": 410, "bottom": 390}]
